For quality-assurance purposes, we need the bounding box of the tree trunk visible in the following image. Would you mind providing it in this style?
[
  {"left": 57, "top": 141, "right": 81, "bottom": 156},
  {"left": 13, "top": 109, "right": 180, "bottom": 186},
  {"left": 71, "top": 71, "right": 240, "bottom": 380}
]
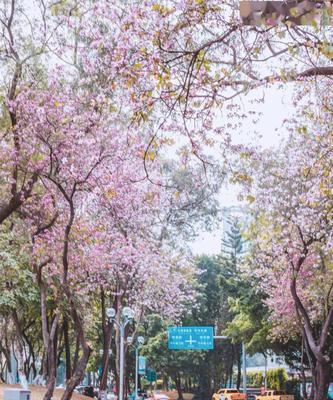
[
  {"left": 63, "top": 316, "right": 72, "bottom": 381},
  {"left": 15, "top": 342, "right": 29, "bottom": 390},
  {"left": 0, "top": 340, "right": 13, "bottom": 384},
  {"left": 40, "top": 283, "right": 59, "bottom": 400},
  {"left": 99, "top": 288, "right": 112, "bottom": 399},
  {"left": 72, "top": 335, "right": 80, "bottom": 376},
  {"left": 44, "top": 353, "right": 57, "bottom": 400},
  {"left": 313, "top": 358, "right": 330, "bottom": 400},
  {"left": 300, "top": 338, "right": 308, "bottom": 400},
  {"left": 60, "top": 199, "right": 91, "bottom": 400},
  {"left": 61, "top": 284, "right": 92, "bottom": 400},
  {"left": 22, "top": 332, "right": 37, "bottom": 380},
  {"left": 175, "top": 373, "right": 184, "bottom": 400},
  {"left": 290, "top": 277, "right": 333, "bottom": 400},
  {"left": 11, "top": 311, "right": 28, "bottom": 389},
  {"left": 61, "top": 344, "right": 90, "bottom": 400}
]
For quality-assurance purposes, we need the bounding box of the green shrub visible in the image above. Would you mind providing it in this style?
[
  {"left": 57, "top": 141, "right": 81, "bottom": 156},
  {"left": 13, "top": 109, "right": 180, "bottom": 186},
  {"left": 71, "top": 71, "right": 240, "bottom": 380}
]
[
  {"left": 266, "top": 368, "right": 288, "bottom": 391},
  {"left": 247, "top": 371, "right": 264, "bottom": 387}
]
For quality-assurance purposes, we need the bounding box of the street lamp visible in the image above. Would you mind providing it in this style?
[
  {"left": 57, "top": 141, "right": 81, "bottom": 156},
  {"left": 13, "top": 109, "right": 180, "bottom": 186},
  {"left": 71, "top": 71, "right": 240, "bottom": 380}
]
[
  {"left": 106, "top": 307, "right": 134, "bottom": 400},
  {"left": 128, "top": 336, "right": 145, "bottom": 400}
]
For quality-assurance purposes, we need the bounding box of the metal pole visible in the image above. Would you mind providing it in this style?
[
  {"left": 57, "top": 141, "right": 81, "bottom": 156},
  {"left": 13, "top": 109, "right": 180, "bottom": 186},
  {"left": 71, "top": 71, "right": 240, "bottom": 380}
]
[
  {"left": 119, "top": 325, "right": 125, "bottom": 400},
  {"left": 242, "top": 342, "right": 247, "bottom": 395},
  {"left": 135, "top": 347, "right": 138, "bottom": 400},
  {"left": 264, "top": 354, "right": 267, "bottom": 390}
]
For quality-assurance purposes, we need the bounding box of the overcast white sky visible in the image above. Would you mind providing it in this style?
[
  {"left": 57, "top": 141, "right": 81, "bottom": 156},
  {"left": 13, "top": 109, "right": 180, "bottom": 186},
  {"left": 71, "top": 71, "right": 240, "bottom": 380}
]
[{"left": 190, "top": 84, "right": 296, "bottom": 255}]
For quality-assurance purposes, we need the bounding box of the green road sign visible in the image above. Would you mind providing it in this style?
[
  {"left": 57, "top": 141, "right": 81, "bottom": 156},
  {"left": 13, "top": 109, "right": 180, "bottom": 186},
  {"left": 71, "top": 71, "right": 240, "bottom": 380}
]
[
  {"left": 168, "top": 326, "right": 214, "bottom": 350},
  {"left": 145, "top": 369, "right": 157, "bottom": 382}
]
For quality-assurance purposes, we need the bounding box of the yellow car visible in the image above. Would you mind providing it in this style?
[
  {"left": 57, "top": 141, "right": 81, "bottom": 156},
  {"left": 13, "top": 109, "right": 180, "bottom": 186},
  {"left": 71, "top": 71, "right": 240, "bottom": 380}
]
[
  {"left": 212, "top": 389, "right": 246, "bottom": 400},
  {"left": 255, "top": 390, "right": 294, "bottom": 400}
]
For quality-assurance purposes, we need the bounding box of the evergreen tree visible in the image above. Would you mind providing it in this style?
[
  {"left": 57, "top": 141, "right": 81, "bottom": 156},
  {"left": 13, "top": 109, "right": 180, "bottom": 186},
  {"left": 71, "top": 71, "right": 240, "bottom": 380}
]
[{"left": 221, "top": 216, "right": 244, "bottom": 264}]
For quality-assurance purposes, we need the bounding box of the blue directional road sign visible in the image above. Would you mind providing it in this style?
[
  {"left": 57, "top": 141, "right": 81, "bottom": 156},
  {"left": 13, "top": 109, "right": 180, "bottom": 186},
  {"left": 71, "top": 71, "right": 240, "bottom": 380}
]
[{"left": 168, "top": 326, "right": 214, "bottom": 350}]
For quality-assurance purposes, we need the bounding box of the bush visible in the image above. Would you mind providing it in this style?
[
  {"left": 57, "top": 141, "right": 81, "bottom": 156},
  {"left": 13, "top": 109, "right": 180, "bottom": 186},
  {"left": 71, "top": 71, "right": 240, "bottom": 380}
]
[
  {"left": 266, "top": 368, "right": 288, "bottom": 391},
  {"left": 247, "top": 371, "right": 264, "bottom": 387}
]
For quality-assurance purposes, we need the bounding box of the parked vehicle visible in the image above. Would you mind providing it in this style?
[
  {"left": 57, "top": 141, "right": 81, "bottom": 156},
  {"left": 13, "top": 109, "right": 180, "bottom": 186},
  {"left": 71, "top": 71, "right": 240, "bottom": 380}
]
[
  {"left": 212, "top": 388, "right": 247, "bottom": 400},
  {"left": 255, "top": 390, "right": 294, "bottom": 400}
]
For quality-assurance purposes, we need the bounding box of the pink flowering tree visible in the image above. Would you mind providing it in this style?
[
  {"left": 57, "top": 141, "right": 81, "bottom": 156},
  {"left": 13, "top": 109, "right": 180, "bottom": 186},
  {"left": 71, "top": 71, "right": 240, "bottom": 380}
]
[
  {"left": 13, "top": 69, "right": 209, "bottom": 400},
  {"left": 242, "top": 84, "right": 333, "bottom": 400}
]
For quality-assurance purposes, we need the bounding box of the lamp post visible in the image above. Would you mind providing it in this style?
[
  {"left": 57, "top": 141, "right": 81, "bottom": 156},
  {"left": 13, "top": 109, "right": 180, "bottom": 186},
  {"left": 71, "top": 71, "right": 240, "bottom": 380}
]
[
  {"left": 127, "top": 336, "right": 144, "bottom": 400},
  {"left": 106, "top": 307, "right": 135, "bottom": 400}
]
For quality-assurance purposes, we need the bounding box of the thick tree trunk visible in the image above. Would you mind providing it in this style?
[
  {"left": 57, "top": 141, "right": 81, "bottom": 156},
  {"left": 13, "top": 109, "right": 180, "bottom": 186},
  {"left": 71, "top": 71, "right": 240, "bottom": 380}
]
[
  {"left": 290, "top": 276, "right": 333, "bottom": 400},
  {"left": 61, "top": 344, "right": 90, "bottom": 400},
  {"left": 44, "top": 354, "right": 57, "bottom": 400},
  {"left": 313, "top": 359, "right": 330, "bottom": 400}
]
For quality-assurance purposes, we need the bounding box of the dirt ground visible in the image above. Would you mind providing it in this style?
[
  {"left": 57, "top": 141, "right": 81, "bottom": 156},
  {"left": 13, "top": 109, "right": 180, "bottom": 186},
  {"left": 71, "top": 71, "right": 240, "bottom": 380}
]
[{"left": 0, "top": 384, "right": 91, "bottom": 400}]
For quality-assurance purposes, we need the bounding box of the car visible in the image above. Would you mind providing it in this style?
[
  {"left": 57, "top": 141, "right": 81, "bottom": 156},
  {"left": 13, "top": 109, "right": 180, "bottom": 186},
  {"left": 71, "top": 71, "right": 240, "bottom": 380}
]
[
  {"left": 255, "top": 390, "right": 294, "bottom": 400},
  {"left": 212, "top": 388, "right": 246, "bottom": 400}
]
